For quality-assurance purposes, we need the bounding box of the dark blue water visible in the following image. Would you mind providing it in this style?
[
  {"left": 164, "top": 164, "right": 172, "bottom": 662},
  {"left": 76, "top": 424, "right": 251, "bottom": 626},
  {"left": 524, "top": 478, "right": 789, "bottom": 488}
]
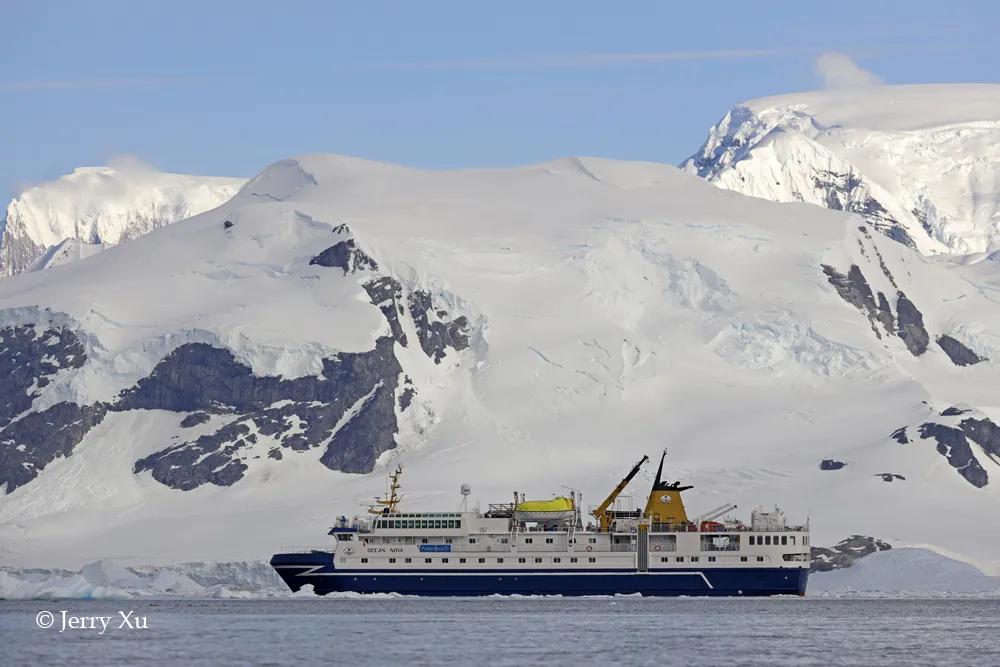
[{"left": 4, "top": 597, "right": 999, "bottom": 666}]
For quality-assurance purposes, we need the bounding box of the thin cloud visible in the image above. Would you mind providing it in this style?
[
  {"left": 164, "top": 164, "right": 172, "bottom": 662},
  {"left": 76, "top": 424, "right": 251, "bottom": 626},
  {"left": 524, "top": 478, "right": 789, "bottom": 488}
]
[
  {"left": 815, "top": 52, "right": 883, "bottom": 89},
  {"left": 378, "top": 48, "right": 799, "bottom": 71},
  {"left": 0, "top": 77, "right": 189, "bottom": 92}
]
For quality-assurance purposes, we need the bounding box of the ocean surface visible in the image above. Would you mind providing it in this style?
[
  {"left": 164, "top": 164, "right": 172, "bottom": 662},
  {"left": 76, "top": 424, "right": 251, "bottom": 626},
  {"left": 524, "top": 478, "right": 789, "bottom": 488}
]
[{"left": 4, "top": 597, "right": 999, "bottom": 666}]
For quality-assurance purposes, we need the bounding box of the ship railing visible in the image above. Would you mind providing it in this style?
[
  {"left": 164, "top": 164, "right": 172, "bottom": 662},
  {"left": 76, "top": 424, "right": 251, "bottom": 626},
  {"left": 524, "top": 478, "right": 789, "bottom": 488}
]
[
  {"left": 278, "top": 546, "right": 334, "bottom": 554},
  {"left": 610, "top": 544, "right": 636, "bottom": 552}
]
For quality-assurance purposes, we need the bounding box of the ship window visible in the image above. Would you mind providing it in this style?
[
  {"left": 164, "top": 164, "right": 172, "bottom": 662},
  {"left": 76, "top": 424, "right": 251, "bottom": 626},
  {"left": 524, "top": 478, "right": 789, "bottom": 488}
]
[
  {"left": 518, "top": 558, "right": 526, "bottom": 563},
  {"left": 425, "top": 558, "right": 432, "bottom": 564},
  {"left": 691, "top": 557, "right": 699, "bottom": 562},
  {"left": 661, "top": 557, "right": 668, "bottom": 563},
  {"left": 534, "top": 558, "right": 542, "bottom": 564},
  {"left": 405, "top": 558, "right": 412, "bottom": 563},
  {"left": 361, "top": 558, "right": 368, "bottom": 563},
  {"left": 676, "top": 557, "right": 684, "bottom": 562},
  {"left": 406, "top": 520, "right": 414, "bottom": 529},
  {"left": 790, "top": 536, "right": 796, "bottom": 545},
  {"left": 441, "top": 558, "right": 448, "bottom": 564},
  {"left": 434, "top": 520, "right": 442, "bottom": 529},
  {"left": 445, "top": 538, "right": 452, "bottom": 544},
  {"left": 570, "top": 558, "right": 578, "bottom": 563},
  {"left": 588, "top": 538, "right": 596, "bottom": 544},
  {"left": 497, "top": 558, "right": 504, "bottom": 564},
  {"left": 524, "top": 538, "right": 532, "bottom": 544},
  {"left": 588, "top": 558, "right": 596, "bottom": 563},
  {"left": 765, "top": 536, "right": 772, "bottom": 545},
  {"left": 749, "top": 536, "right": 755, "bottom": 545},
  {"left": 757, "top": 556, "right": 765, "bottom": 562},
  {"left": 708, "top": 556, "right": 716, "bottom": 562},
  {"left": 781, "top": 536, "right": 788, "bottom": 546},
  {"left": 389, "top": 558, "right": 396, "bottom": 563},
  {"left": 804, "top": 536, "right": 809, "bottom": 546},
  {"left": 421, "top": 538, "right": 428, "bottom": 544},
  {"left": 545, "top": 538, "right": 553, "bottom": 544},
  {"left": 478, "top": 558, "right": 486, "bottom": 564},
  {"left": 740, "top": 557, "right": 748, "bottom": 562},
  {"left": 459, "top": 558, "right": 466, "bottom": 563},
  {"left": 500, "top": 538, "right": 508, "bottom": 544},
  {"left": 553, "top": 558, "right": 561, "bottom": 563}
]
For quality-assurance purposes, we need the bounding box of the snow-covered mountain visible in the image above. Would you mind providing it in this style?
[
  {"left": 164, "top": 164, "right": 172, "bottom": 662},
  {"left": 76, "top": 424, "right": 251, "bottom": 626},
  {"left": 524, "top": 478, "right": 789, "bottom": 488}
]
[
  {"left": 1, "top": 154, "right": 999, "bottom": 576},
  {"left": 683, "top": 84, "right": 1000, "bottom": 256},
  {"left": 2, "top": 165, "right": 245, "bottom": 275}
]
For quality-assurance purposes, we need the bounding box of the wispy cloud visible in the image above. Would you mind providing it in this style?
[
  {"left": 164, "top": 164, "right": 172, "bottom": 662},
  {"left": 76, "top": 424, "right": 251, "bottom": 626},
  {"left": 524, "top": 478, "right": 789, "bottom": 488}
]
[
  {"left": 378, "top": 48, "right": 798, "bottom": 71},
  {"left": 0, "top": 77, "right": 188, "bottom": 92},
  {"left": 814, "top": 52, "right": 883, "bottom": 89}
]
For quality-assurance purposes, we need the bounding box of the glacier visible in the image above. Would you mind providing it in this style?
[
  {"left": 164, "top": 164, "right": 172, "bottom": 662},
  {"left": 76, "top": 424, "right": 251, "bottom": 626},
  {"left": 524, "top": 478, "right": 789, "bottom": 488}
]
[
  {"left": 683, "top": 84, "right": 1000, "bottom": 256},
  {"left": 2, "top": 164, "right": 245, "bottom": 275},
  {"left": 0, "top": 153, "right": 998, "bottom": 582}
]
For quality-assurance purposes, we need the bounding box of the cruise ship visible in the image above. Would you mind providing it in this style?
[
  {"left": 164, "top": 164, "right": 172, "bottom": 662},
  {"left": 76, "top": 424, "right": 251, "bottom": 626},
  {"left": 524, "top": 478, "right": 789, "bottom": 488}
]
[{"left": 270, "top": 452, "right": 811, "bottom": 596}]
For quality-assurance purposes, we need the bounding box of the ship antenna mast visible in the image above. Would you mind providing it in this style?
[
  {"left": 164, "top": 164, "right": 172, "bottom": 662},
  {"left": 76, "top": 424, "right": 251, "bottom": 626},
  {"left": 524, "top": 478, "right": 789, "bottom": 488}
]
[{"left": 369, "top": 464, "right": 404, "bottom": 515}]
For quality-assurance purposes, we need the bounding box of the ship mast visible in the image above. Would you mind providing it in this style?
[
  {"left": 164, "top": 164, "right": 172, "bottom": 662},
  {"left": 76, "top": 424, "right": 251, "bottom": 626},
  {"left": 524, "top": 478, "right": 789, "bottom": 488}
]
[{"left": 369, "top": 464, "right": 404, "bottom": 515}]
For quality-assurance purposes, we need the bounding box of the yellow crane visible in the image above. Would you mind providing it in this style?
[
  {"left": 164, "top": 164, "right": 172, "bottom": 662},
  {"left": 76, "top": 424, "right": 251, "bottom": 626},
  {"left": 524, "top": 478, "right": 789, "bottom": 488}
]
[{"left": 591, "top": 455, "right": 649, "bottom": 531}]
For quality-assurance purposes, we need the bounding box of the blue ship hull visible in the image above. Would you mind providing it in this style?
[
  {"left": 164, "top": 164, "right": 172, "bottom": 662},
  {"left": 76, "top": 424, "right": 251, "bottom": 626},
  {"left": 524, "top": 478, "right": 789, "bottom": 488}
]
[{"left": 270, "top": 552, "right": 809, "bottom": 597}]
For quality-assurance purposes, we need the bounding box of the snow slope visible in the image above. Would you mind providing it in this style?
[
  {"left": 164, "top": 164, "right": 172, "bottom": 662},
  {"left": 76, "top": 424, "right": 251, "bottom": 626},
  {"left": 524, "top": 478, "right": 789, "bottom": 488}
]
[
  {"left": 1, "top": 154, "right": 999, "bottom": 577},
  {"left": 811, "top": 548, "right": 1000, "bottom": 595},
  {"left": 683, "top": 84, "right": 1000, "bottom": 256},
  {"left": 2, "top": 165, "right": 245, "bottom": 275}
]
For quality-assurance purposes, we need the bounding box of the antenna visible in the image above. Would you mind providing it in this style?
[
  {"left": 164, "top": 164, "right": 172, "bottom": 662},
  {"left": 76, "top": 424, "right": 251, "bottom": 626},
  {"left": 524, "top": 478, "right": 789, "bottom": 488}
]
[{"left": 460, "top": 483, "right": 471, "bottom": 512}]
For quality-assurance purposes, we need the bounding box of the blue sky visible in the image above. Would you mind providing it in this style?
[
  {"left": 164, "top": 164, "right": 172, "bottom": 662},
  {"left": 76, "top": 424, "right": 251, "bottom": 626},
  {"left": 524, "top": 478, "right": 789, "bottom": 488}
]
[{"left": 2, "top": 1, "right": 998, "bottom": 201}]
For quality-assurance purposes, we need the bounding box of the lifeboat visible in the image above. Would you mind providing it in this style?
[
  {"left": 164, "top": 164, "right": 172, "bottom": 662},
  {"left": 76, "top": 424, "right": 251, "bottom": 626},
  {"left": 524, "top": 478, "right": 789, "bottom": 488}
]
[{"left": 514, "top": 496, "right": 575, "bottom": 523}]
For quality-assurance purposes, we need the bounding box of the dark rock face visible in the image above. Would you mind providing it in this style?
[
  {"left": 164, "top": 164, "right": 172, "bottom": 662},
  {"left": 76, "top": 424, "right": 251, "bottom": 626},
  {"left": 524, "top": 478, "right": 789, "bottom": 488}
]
[
  {"left": 811, "top": 170, "right": 915, "bottom": 249},
  {"left": 940, "top": 407, "right": 970, "bottom": 417},
  {"left": 822, "top": 264, "right": 930, "bottom": 356},
  {"left": 811, "top": 535, "right": 891, "bottom": 573},
  {"left": 895, "top": 292, "right": 929, "bottom": 356},
  {"left": 0, "top": 325, "right": 86, "bottom": 427},
  {"left": 180, "top": 412, "right": 211, "bottom": 428},
  {"left": 958, "top": 417, "right": 1000, "bottom": 462},
  {"left": 407, "top": 290, "right": 471, "bottom": 364},
  {"left": 132, "top": 336, "right": 403, "bottom": 489},
  {"left": 937, "top": 335, "right": 986, "bottom": 367},
  {"left": 0, "top": 402, "right": 108, "bottom": 492},
  {"left": 0, "top": 325, "right": 99, "bottom": 492},
  {"left": 918, "top": 423, "right": 988, "bottom": 488},
  {"left": 890, "top": 427, "right": 910, "bottom": 444},
  {"left": 819, "top": 459, "right": 846, "bottom": 471},
  {"left": 363, "top": 277, "right": 408, "bottom": 346},
  {"left": 309, "top": 238, "right": 378, "bottom": 274},
  {"left": 875, "top": 472, "right": 906, "bottom": 482}
]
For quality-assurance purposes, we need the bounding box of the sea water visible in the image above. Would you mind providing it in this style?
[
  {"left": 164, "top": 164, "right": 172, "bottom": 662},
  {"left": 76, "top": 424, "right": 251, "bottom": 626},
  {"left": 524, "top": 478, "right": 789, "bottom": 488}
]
[{"left": 3, "top": 597, "right": 999, "bottom": 666}]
